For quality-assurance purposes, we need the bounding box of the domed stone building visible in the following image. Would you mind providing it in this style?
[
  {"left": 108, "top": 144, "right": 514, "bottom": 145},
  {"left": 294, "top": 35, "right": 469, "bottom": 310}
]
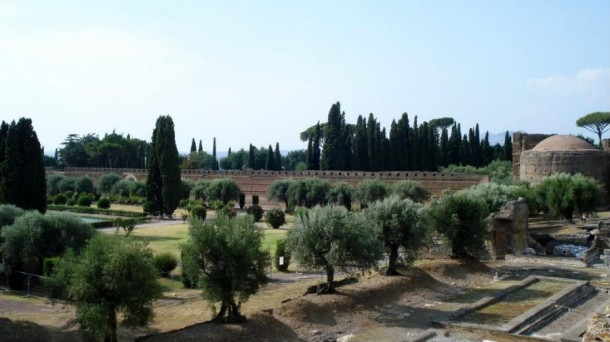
[{"left": 515, "top": 133, "right": 610, "bottom": 204}]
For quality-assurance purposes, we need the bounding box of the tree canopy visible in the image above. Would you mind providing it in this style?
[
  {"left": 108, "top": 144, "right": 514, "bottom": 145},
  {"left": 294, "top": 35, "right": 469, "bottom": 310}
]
[
  {"left": 181, "top": 214, "right": 270, "bottom": 323},
  {"left": 576, "top": 111, "right": 610, "bottom": 146},
  {"left": 46, "top": 234, "right": 162, "bottom": 342}
]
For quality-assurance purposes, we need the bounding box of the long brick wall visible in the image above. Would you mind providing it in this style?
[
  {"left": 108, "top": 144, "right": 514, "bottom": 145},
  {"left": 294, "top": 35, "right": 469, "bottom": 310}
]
[{"left": 49, "top": 168, "right": 488, "bottom": 202}]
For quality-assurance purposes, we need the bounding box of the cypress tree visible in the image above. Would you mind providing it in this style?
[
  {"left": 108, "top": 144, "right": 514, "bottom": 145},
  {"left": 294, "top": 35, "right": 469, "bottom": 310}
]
[
  {"left": 367, "top": 114, "right": 378, "bottom": 171},
  {"left": 248, "top": 144, "right": 255, "bottom": 169},
  {"left": 274, "top": 142, "right": 282, "bottom": 171},
  {"left": 212, "top": 137, "right": 219, "bottom": 170},
  {"left": 482, "top": 131, "right": 493, "bottom": 165},
  {"left": 145, "top": 115, "right": 181, "bottom": 217},
  {"left": 306, "top": 136, "right": 313, "bottom": 170},
  {"left": 321, "top": 102, "right": 343, "bottom": 170},
  {"left": 503, "top": 131, "right": 513, "bottom": 161},
  {"left": 439, "top": 127, "right": 449, "bottom": 167},
  {"left": 311, "top": 122, "right": 321, "bottom": 170},
  {"left": 341, "top": 112, "right": 353, "bottom": 171},
  {"left": 411, "top": 116, "right": 420, "bottom": 171},
  {"left": 461, "top": 134, "right": 471, "bottom": 165},
  {"left": 0, "top": 118, "right": 47, "bottom": 213},
  {"left": 190, "top": 138, "right": 197, "bottom": 153},
  {"left": 354, "top": 116, "right": 368, "bottom": 171},
  {"left": 198, "top": 140, "right": 203, "bottom": 153},
  {"left": 398, "top": 113, "right": 410, "bottom": 170},
  {"left": 474, "top": 124, "right": 482, "bottom": 167},
  {"left": 0, "top": 121, "right": 8, "bottom": 203},
  {"left": 389, "top": 120, "right": 400, "bottom": 171},
  {"left": 265, "top": 145, "right": 274, "bottom": 170},
  {"left": 429, "top": 123, "right": 439, "bottom": 171}
]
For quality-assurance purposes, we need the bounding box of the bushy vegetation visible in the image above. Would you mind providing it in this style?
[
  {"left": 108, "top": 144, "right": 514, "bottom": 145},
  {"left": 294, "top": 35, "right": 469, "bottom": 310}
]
[
  {"left": 355, "top": 179, "right": 389, "bottom": 208},
  {"left": 429, "top": 191, "right": 489, "bottom": 258},
  {"left": 534, "top": 173, "right": 602, "bottom": 221},
  {"left": 204, "top": 178, "right": 241, "bottom": 204},
  {"left": 77, "top": 193, "right": 94, "bottom": 207},
  {"left": 287, "top": 206, "right": 384, "bottom": 293},
  {"left": 265, "top": 208, "right": 286, "bottom": 228},
  {"left": 274, "top": 239, "right": 290, "bottom": 272},
  {"left": 152, "top": 252, "right": 178, "bottom": 277},
  {"left": 0, "top": 212, "right": 96, "bottom": 276},
  {"left": 390, "top": 180, "right": 429, "bottom": 202},
  {"left": 364, "top": 196, "right": 430, "bottom": 275},
  {"left": 45, "top": 234, "right": 162, "bottom": 342},
  {"left": 458, "top": 182, "right": 520, "bottom": 213},
  {"left": 98, "top": 173, "right": 121, "bottom": 194},
  {"left": 246, "top": 204, "right": 264, "bottom": 222},
  {"left": 190, "top": 205, "right": 207, "bottom": 220},
  {"left": 181, "top": 215, "right": 270, "bottom": 323},
  {"left": 96, "top": 197, "right": 111, "bottom": 209},
  {"left": 266, "top": 179, "right": 294, "bottom": 210},
  {"left": 327, "top": 182, "right": 353, "bottom": 210},
  {"left": 286, "top": 178, "right": 330, "bottom": 210},
  {"left": 441, "top": 160, "right": 513, "bottom": 185}
]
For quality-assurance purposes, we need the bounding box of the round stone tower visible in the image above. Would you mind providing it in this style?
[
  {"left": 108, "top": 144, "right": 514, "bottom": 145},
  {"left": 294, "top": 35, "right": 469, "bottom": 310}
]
[{"left": 519, "top": 135, "right": 610, "bottom": 203}]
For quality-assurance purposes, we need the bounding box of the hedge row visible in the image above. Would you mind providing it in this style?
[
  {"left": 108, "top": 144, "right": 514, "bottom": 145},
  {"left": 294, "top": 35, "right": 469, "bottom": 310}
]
[{"left": 47, "top": 205, "right": 147, "bottom": 217}]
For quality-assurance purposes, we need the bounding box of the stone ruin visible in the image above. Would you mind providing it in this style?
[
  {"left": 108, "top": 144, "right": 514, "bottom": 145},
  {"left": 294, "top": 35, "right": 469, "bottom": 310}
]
[{"left": 484, "top": 198, "right": 529, "bottom": 260}]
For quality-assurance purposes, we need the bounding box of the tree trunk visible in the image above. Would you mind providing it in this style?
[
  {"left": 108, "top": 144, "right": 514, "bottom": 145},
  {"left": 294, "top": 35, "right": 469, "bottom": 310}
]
[
  {"left": 104, "top": 311, "right": 118, "bottom": 342},
  {"left": 212, "top": 299, "right": 246, "bottom": 324},
  {"left": 386, "top": 245, "right": 400, "bottom": 275},
  {"left": 318, "top": 264, "right": 335, "bottom": 294}
]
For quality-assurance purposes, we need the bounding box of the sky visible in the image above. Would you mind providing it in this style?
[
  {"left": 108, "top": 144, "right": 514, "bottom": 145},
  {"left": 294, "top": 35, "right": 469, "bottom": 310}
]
[{"left": 1, "top": 0, "right": 609, "bottom": 154}]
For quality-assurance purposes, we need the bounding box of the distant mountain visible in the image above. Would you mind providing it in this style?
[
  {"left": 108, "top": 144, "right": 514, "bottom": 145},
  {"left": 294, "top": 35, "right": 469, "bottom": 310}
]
[{"left": 488, "top": 131, "right": 512, "bottom": 146}]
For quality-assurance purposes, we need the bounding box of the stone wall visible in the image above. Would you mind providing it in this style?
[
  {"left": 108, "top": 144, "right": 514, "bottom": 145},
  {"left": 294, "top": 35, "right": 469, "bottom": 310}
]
[
  {"left": 484, "top": 198, "right": 529, "bottom": 260},
  {"left": 511, "top": 132, "right": 552, "bottom": 181},
  {"left": 49, "top": 167, "right": 488, "bottom": 203}
]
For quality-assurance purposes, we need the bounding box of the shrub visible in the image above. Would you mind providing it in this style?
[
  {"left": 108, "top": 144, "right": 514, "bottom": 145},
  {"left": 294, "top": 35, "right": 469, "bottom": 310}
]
[
  {"left": 429, "top": 191, "right": 489, "bottom": 258},
  {"left": 152, "top": 252, "right": 178, "bottom": 277},
  {"left": 221, "top": 205, "right": 237, "bottom": 218},
  {"left": 75, "top": 176, "right": 94, "bottom": 194},
  {"left": 265, "top": 208, "right": 286, "bottom": 229},
  {"left": 535, "top": 173, "right": 602, "bottom": 221},
  {"left": 63, "top": 190, "right": 74, "bottom": 201},
  {"left": 53, "top": 194, "right": 67, "bottom": 205},
  {"left": 204, "top": 178, "right": 241, "bottom": 204},
  {"left": 181, "top": 179, "right": 195, "bottom": 199},
  {"left": 252, "top": 194, "right": 259, "bottom": 206},
  {"left": 111, "top": 180, "right": 132, "bottom": 197},
  {"left": 391, "top": 180, "right": 429, "bottom": 203},
  {"left": 458, "top": 182, "right": 520, "bottom": 213},
  {"left": 0, "top": 204, "right": 25, "bottom": 227},
  {"left": 46, "top": 174, "right": 65, "bottom": 196},
  {"left": 129, "top": 181, "right": 146, "bottom": 197},
  {"left": 191, "top": 181, "right": 210, "bottom": 201},
  {"left": 77, "top": 193, "right": 93, "bottom": 207},
  {"left": 190, "top": 205, "right": 207, "bottom": 220},
  {"left": 179, "top": 199, "right": 190, "bottom": 208},
  {"left": 238, "top": 193, "right": 245, "bottom": 209},
  {"left": 247, "top": 204, "right": 264, "bottom": 222},
  {"left": 98, "top": 174, "right": 121, "bottom": 194},
  {"left": 57, "top": 177, "right": 76, "bottom": 193},
  {"left": 274, "top": 239, "right": 290, "bottom": 272},
  {"left": 327, "top": 182, "right": 353, "bottom": 210},
  {"left": 355, "top": 179, "right": 389, "bottom": 208},
  {"left": 97, "top": 197, "right": 111, "bottom": 209},
  {"left": 43, "top": 257, "right": 60, "bottom": 276},
  {"left": 266, "top": 180, "right": 294, "bottom": 210}
]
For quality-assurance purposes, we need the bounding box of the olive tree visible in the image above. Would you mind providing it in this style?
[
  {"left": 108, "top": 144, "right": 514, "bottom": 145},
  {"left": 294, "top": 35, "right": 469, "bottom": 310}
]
[
  {"left": 390, "top": 180, "right": 429, "bottom": 203},
  {"left": 429, "top": 191, "right": 489, "bottom": 259},
  {"left": 327, "top": 182, "right": 353, "bottom": 211},
  {"left": 287, "top": 206, "right": 384, "bottom": 293},
  {"left": 286, "top": 178, "right": 330, "bottom": 209},
  {"left": 46, "top": 234, "right": 162, "bottom": 342},
  {"left": 355, "top": 179, "right": 389, "bottom": 208},
  {"left": 364, "top": 196, "right": 429, "bottom": 275},
  {"left": 266, "top": 179, "right": 294, "bottom": 210},
  {"left": 180, "top": 214, "right": 270, "bottom": 323},
  {"left": 204, "top": 178, "right": 241, "bottom": 204},
  {"left": 535, "top": 173, "right": 602, "bottom": 221},
  {"left": 98, "top": 174, "right": 121, "bottom": 194}
]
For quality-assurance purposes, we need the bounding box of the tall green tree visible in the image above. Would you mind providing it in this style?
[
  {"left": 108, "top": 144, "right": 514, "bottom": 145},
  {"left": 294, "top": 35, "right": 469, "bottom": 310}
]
[
  {"left": 503, "top": 131, "right": 513, "bottom": 161},
  {"left": 0, "top": 121, "right": 8, "bottom": 203},
  {"left": 181, "top": 215, "right": 270, "bottom": 323},
  {"left": 46, "top": 234, "right": 162, "bottom": 342},
  {"left": 212, "top": 137, "right": 219, "bottom": 170},
  {"left": 274, "top": 143, "right": 282, "bottom": 171},
  {"left": 0, "top": 118, "right": 47, "bottom": 213},
  {"left": 265, "top": 145, "right": 275, "bottom": 170},
  {"left": 248, "top": 144, "right": 256, "bottom": 169},
  {"left": 576, "top": 111, "right": 610, "bottom": 146},
  {"left": 198, "top": 139, "right": 203, "bottom": 153},
  {"left": 145, "top": 115, "right": 181, "bottom": 217},
  {"left": 190, "top": 138, "right": 197, "bottom": 153},
  {"left": 354, "top": 115, "right": 368, "bottom": 171},
  {"left": 311, "top": 122, "right": 321, "bottom": 170},
  {"left": 321, "top": 102, "right": 344, "bottom": 170}
]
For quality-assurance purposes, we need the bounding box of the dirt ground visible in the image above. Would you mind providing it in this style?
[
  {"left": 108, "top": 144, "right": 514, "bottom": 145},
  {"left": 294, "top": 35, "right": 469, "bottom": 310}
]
[{"left": 3, "top": 258, "right": 608, "bottom": 342}]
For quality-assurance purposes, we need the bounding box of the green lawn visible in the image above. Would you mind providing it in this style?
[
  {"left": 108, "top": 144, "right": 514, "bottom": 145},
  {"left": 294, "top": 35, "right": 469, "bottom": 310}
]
[{"left": 127, "top": 220, "right": 289, "bottom": 258}]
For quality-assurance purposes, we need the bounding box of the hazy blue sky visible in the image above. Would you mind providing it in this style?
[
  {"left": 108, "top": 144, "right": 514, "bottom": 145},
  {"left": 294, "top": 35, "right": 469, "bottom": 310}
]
[{"left": 1, "top": 1, "right": 609, "bottom": 153}]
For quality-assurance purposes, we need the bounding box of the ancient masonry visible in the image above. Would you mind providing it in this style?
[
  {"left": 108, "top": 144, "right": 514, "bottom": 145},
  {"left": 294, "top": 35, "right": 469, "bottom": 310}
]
[
  {"left": 513, "top": 132, "right": 610, "bottom": 204},
  {"left": 50, "top": 168, "right": 488, "bottom": 202}
]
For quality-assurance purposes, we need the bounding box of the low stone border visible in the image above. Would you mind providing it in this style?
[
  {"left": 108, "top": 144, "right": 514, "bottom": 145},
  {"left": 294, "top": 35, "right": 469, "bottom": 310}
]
[
  {"left": 436, "top": 276, "right": 590, "bottom": 339},
  {"left": 505, "top": 254, "right": 588, "bottom": 268}
]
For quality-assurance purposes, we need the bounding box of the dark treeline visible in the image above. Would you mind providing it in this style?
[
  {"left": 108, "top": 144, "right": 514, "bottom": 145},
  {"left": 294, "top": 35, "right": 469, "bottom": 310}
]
[
  {"left": 57, "top": 132, "right": 148, "bottom": 168},
  {"left": 305, "top": 102, "right": 512, "bottom": 172}
]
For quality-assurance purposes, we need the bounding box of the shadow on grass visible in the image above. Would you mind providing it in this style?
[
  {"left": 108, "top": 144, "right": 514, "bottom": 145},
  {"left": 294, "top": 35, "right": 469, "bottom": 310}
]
[
  {"left": 136, "top": 312, "right": 302, "bottom": 342},
  {"left": 0, "top": 317, "right": 80, "bottom": 342}
]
